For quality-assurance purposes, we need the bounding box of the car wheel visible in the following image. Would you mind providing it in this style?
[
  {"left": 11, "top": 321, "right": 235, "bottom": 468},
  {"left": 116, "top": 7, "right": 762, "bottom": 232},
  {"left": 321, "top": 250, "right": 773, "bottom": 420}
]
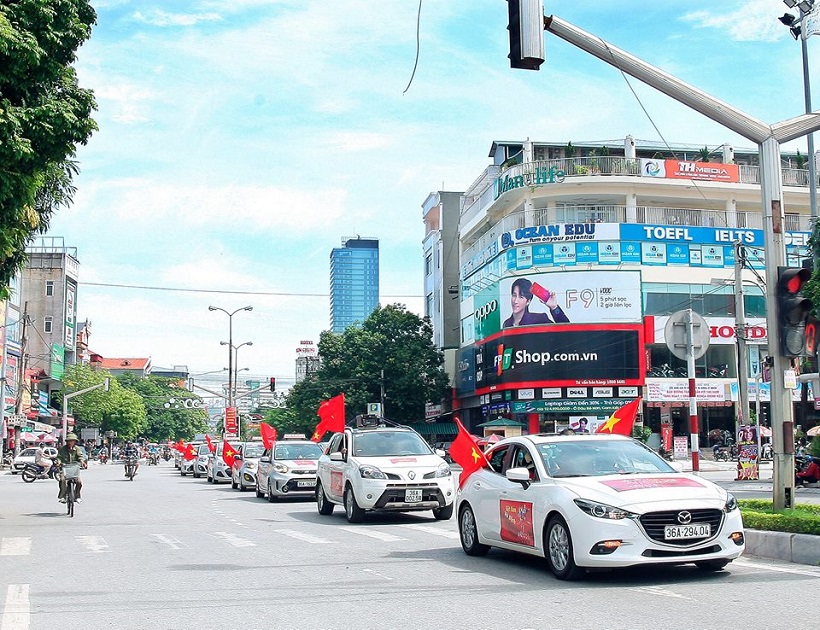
[
  {"left": 344, "top": 485, "right": 365, "bottom": 523},
  {"left": 193, "top": 471, "right": 200, "bottom": 478},
  {"left": 316, "top": 482, "right": 334, "bottom": 516},
  {"left": 239, "top": 483, "right": 247, "bottom": 492},
  {"left": 255, "top": 482, "right": 264, "bottom": 499},
  {"left": 267, "top": 481, "right": 278, "bottom": 502},
  {"left": 180, "top": 470, "right": 187, "bottom": 476},
  {"left": 433, "top": 503, "right": 454, "bottom": 521},
  {"left": 544, "top": 515, "right": 585, "bottom": 581},
  {"left": 231, "top": 478, "right": 238, "bottom": 490},
  {"left": 458, "top": 504, "right": 489, "bottom": 556},
  {"left": 695, "top": 560, "right": 729, "bottom": 572}
]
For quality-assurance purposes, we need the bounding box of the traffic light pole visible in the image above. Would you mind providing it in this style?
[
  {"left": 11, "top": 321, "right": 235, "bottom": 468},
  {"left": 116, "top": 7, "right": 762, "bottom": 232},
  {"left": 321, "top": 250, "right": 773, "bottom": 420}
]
[
  {"left": 734, "top": 242, "right": 751, "bottom": 428},
  {"left": 539, "top": 14, "right": 820, "bottom": 509}
]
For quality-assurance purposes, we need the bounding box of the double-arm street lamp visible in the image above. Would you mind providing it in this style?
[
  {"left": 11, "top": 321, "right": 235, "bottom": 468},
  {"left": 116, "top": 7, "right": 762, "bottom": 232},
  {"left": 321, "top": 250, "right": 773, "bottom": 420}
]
[
  {"left": 208, "top": 305, "right": 253, "bottom": 409},
  {"left": 221, "top": 340, "right": 253, "bottom": 402}
]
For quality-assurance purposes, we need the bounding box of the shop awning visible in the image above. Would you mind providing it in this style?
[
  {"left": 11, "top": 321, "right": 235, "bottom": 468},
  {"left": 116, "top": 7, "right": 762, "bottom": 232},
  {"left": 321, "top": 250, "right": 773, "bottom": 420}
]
[
  {"left": 409, "top": 422, "right": 457, "bottom": 436},
  {"left": 477, "top": 418, "right": 527, "bottom": 428}
]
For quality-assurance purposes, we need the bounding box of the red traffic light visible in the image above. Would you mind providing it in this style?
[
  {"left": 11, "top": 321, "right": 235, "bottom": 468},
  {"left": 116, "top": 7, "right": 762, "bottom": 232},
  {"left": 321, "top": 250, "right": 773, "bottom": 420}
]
[
  {"left": 269, "top": 377, "right": 276, "bottom": 392},
  {"left": 779, "top": 267, "right": 811, "bottom": 295}
]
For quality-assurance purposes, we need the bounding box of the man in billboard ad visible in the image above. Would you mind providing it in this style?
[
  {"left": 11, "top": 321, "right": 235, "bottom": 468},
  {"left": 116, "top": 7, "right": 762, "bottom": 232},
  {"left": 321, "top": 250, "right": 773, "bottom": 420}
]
[
  {"left": 475, "top": 324, "right": 643, "bottom": 391},
  {"left": 497, "top": 270, "right": 642, "bottom": 331}
]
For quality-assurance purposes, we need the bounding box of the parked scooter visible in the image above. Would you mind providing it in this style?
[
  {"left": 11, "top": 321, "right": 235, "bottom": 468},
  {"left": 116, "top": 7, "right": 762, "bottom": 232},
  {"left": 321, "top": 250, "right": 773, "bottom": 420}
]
[{"left": 21, "top": 461, "right": 58, "bottom": 483}]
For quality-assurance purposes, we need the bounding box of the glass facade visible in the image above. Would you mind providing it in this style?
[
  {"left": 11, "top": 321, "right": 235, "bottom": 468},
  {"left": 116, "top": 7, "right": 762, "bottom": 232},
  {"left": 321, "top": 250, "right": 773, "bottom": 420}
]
[{"left": 330, "top": 237, "right": 379, "bottom": 333}]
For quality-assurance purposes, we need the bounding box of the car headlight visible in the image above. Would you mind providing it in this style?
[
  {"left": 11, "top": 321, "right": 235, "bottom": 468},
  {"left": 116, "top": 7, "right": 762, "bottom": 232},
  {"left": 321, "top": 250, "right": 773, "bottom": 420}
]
[
  {"left": 435, "top": 463, "right": 452, "bottom": 477},
  {"left": 574, "top": 499, "right": 638, "bottom": 520},
  {"left": 359, "top": 465, "right": 387, "bottom": 479},
  {"left": 273, "top": 462, "right": 289, "bottom": 473},
  {"left": 724, "top": 493, "right": 738, "bottom": 513},
  {"left": 244, "top": 462, "right": 256, "bottom": 470}
]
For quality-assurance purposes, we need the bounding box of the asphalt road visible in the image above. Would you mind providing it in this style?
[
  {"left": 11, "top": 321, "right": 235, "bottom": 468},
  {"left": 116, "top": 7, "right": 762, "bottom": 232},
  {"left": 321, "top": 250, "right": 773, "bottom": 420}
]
[{"left": 1, "top": 461, "right": 817, "bottom": 630}]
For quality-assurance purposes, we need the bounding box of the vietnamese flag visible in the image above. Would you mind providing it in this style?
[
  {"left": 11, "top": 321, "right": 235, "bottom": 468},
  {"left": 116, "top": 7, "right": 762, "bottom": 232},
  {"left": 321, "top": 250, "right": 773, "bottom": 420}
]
[
  {"left": 172, "top": 439, "right": 184, "bottom": 452},
  {"left": 222, "top": 441, "right": 238, "bottom": 467},
  {"left": 182, "top": 443, "right": 197, "bottom": 461},
  {"left": 596, "top": 398, "right": 642, "bottom": 436},
  {"left": 311, "top": 394, "right": 346, "bottom": 442},
  {"left": 205, "top": 434, "right": 216, "bottom": 454},
  {"left": 449, "top": 418, "right": 490, "bottom": 489},
  {"left": 260, "top": 423, "right": 277, "bottom": 449}
]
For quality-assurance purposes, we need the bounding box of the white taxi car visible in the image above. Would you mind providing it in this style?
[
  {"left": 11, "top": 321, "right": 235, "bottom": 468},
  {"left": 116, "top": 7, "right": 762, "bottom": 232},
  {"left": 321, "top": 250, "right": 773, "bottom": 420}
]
[
  {"left": 316, "top": 421, "right": 455, "bottom": 522},
  {"left": 255, "top": 440, "right": 323, "bottom": 501},
  {"left": 231, "top": 442, "right": 266, "bottom": 491},
  {"left": 456, "top": 434, "right": 744, "bottom": 580}
]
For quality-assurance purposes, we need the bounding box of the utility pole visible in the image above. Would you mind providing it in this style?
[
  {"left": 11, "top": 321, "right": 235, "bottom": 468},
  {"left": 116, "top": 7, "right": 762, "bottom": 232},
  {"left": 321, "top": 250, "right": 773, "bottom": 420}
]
[
  {"left": 686, "top": 310, "right": 701, "bottom": 472},
  {"left": 734, "top": 242, "right": 751, "bottom": 429}
]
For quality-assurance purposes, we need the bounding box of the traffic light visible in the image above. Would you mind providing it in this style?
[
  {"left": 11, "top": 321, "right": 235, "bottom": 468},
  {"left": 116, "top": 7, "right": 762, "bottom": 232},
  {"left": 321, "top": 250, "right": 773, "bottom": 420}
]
[
  {"left": 506, "top": 0, "right": 545, "bottom": 70},
  {"left": 269, "top": 377, "right": 276, "bottom": 392},
  {"left": 776, "top": 266, "right": 813, "bottom": 357}
]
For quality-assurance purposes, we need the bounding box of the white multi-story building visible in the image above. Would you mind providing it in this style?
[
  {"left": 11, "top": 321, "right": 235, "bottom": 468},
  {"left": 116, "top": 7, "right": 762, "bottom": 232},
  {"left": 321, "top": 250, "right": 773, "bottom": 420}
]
[{"left": 437, "top": 135, "right": 817, "bottom": 444}]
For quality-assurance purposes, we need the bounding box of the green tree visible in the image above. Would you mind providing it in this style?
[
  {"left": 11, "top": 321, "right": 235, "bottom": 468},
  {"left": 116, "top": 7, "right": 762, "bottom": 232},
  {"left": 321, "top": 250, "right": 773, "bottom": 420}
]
[
  {"left": 287, "top": 304, "right": 449, "bottom": 425},
  {"left": 0, "top": 0, "right": 97, "bottom": 296},
  {"left": 61, "top": 364, "right": 147, "bottom": 439},
  {"left": 116, "top": 373, "right": 209, "bottom": 441}
]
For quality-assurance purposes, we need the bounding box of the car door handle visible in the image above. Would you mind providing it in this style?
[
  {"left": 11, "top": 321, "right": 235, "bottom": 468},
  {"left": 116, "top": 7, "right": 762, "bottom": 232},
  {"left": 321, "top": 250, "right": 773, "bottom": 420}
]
[{"left": 472, "top": 482, "right": 481, "bottom": 489}]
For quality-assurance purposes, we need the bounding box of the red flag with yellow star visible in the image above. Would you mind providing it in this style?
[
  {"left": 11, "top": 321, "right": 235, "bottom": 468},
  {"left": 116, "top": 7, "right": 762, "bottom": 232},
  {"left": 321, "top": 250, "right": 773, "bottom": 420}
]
[
  {"left": 311, "top": 394, "right": 345, "bottom": 442},
  {"left": 260, "top": 423, "right": 277, "bottom": 449},
  {"left": 182, "top": 443, "right": 197, "bottom": 461},
  {"left": 205, "top": 434, "right": 216, "bottom": 454},
  {"left": 449, "top": 418, "right": 490, "bottom": 488},
  {"left": 596, "top": 398, "right": 642, "bottom": 436},
  {"left": 221, "top": 441, "right": 238, "bottom": 467}
]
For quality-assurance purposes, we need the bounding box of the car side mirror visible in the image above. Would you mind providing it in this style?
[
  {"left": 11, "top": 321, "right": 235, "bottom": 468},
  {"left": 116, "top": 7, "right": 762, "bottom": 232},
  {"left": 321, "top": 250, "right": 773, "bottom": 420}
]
[
  {"left": 234, "top": 455, "right": 243, "bottom": 462},
  {"left": 329, "top": 452, "right": 344, "bottom": 462},
  {"left": 506, "top": 467, "right": 531, "bottom": 489},
  {"left": 260, "top": 457, "right": 271, "bottom": 463},
  {"left": 435, "top": 449, "right": 446, "bottom": 458}
]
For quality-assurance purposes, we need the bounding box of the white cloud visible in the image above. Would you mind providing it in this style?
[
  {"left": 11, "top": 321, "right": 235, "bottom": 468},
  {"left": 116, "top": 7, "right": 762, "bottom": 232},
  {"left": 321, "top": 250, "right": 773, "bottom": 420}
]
[
  {"left": 322, "top": 131, "right": 393, "bottom": 152},
  {"left": 93, "top": 82, "right": 156, "bottom": 124},
  {"left": 682, "top": 0, "right": 787, "bottom": 42},
  {"left": 132, "top": 10, "right": 223, "bottom": 27}
]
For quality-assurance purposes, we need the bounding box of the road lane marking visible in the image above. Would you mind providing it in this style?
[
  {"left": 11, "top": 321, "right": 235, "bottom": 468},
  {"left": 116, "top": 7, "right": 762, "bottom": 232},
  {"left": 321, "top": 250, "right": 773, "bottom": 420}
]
[
  {"left": 1, "top": 584, "right": 30, "bottom": 630},
  {"left": 274, "top": 529, "right": 334, "bottom": 544},
  {"left": 150, "top": 534, "right": 185, "bottom": 550},
  {"left": 630, "top": 585, "right": 692, "bottom": 600},
  {"left": 398, "top": 524, "right": 459, "bottom": 539},
  {"left": 0, "top": 539, "right": 31, "bottom": 557},
  {"left": 212, "top": 532, "right": 255, "bottom": 548},
  {"left": 363, "top": 568, "right": 394, "bottom": 581},
  {"left": 340, "top": 527, "right": 407, "bottom": 542},
  {"left": 735, "top": 558, "right": 820, "bottom": 578},
  {"left": 75, "top": 536, "right": 110, "bottom": 553}
]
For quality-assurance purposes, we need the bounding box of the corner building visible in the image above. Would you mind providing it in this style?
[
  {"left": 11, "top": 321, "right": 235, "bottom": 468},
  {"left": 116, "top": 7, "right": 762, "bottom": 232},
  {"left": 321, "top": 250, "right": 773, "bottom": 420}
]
[{"left": 453, "top": 136, "right": 817, "bottom": 446}]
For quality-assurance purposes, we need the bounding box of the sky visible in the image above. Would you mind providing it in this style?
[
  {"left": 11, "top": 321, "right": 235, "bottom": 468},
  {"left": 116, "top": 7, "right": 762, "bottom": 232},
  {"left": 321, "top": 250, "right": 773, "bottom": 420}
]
[{"left": 46, "top": 0, "right": 820, "bottom": 390}]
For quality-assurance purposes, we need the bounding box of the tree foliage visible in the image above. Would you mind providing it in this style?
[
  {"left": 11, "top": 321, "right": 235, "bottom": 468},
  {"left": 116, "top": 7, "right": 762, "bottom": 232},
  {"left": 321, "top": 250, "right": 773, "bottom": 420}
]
[
  {"left": 287, "top": 305, "right": 449, "bottom": 425},
  {"left": 0, "top": 0, "right": 97, "bottom": 296},
  {"left": 116, "top": 373, "right": 209, "bottom": 442},
  {"left": 61, "top": 364, "right": 147, "bottom": 439}
]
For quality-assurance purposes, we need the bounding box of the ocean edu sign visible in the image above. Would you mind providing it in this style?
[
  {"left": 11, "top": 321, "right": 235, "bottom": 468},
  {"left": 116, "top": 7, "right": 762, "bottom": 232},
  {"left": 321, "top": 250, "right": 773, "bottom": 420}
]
[{"left": 494, "top": 165, "right": 566, "bottom": 200}]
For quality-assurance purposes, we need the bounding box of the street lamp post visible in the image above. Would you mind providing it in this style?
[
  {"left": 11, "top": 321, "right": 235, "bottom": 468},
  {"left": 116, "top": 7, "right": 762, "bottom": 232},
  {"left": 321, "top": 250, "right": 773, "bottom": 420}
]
[
  {"left": 208, "top": 305, "right": 252, "bottom": 437},
  {"left": 61, "top": 378, "right": 110, "bottom": 444}
]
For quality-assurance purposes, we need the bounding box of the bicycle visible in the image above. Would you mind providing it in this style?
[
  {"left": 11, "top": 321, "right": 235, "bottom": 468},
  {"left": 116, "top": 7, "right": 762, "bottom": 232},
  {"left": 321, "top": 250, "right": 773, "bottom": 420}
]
[{"left": 63, "top": 463, "right": 82, "bottom": 517}]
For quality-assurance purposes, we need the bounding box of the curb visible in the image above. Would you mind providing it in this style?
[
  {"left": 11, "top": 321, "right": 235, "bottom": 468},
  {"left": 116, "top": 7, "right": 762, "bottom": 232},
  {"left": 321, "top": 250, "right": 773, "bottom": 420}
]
[{"left": 744, "top": 529, "right": 820, "bottom": 566}]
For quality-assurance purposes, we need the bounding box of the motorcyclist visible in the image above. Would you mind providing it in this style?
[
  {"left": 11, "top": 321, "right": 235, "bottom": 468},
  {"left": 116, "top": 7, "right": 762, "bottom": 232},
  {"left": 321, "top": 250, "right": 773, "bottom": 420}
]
[
  {"left": 34, "top": 443, "right": 54, "bottom": 477},
  {"left": 148, "top": 444, "right": 159, "bottom": 464},
  {"left": 796, "top": 455, "right": 820, "bottom": 486},
  {"left": 57, "top": 433, "right": 87, "bottom": 503},
  {"left": 123, "top": 441, "right": 140, "bottom": 477}
]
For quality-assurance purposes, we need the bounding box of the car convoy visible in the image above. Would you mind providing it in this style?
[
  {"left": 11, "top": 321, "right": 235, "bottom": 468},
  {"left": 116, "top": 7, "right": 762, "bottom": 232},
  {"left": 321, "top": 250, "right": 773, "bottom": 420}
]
[{"left": 165, "top": 418, "right": 745, "bottom": 580}]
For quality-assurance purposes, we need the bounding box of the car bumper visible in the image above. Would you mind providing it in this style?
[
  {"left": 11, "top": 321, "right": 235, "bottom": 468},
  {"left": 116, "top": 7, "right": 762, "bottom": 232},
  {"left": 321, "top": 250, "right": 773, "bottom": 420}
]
[
  {"left": 267, "top": 472, "right": 318, "bottom": 496},
  {"left": 566, "top": 508, "right": 745, "bottom": 568},
  {"left": 355, "top": 477, "right": 456, "bottom": 511},
  {"left": 239, "top": 469, "right": 256, "bottom": 487},
  {"left": 212, "top": 465, "right": 232, "bottom": 482}
]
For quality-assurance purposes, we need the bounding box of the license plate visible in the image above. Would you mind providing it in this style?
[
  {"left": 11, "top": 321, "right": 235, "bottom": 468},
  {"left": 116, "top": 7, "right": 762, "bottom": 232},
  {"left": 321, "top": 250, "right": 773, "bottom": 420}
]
[
  {"left": 297, "top": 480, "right": 316, "bottom": 488},
  {"left": 405, "top": 489, "right": 423, "bottom": 503},
  {"left": 664, "top": 524, "right": 711, "bottom": 540}
]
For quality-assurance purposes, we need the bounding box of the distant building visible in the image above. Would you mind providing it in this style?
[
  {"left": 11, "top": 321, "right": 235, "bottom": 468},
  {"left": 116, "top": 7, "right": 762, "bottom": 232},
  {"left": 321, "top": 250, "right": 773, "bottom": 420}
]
[
  {"left": 96, "top": 357, "right": 152, "bottom": 378},
  {"left": 329, "top": 236, "right": 379, "bottom": 333}
]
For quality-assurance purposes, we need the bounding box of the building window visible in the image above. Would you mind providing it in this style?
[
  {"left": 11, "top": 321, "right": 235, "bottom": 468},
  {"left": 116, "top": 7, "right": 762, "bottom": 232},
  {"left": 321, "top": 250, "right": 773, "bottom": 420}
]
[
  {"left": 44, "top": 316, "right": 53, "bottom": 334},
  {"left": 45, "top": 281, "right": 54, "bottom": 297},
  {"left": 425, "top": 253, "right": 433, "bottom": 276},
  {"left": 425, "top": 293, "right": 434, "bottom": 318}
]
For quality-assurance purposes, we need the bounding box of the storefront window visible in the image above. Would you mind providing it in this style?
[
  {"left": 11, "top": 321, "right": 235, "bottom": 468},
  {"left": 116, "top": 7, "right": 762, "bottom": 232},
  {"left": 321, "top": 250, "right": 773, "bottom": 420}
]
[{"left": 648, "top": 345, "right": 737, "bottom": 378}]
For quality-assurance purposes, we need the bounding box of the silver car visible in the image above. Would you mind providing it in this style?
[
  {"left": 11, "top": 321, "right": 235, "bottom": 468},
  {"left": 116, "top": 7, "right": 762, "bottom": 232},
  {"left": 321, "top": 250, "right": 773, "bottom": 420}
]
[
  {"left": 207, "top": 441, "right": 239, "bottom": 484},
  {"left": 255, "top": 441, "right": 323, "bottom": 501},
  {"left": 180, "top": 443, "right": 208, "bottom": 477},
  {"left": 231, "top": 442, "right": 266, "bottom": 491}
]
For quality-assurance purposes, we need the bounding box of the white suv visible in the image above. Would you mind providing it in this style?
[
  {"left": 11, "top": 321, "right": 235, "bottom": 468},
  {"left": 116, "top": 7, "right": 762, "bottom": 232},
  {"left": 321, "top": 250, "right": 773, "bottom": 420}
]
[{"left": 316, "top": 424, "right": 455, "bottom": 522}]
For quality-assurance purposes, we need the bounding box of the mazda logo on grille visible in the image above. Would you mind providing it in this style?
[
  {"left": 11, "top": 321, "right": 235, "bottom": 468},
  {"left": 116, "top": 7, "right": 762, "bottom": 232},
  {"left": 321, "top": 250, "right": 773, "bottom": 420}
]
[
  {"left": 677, "top": 511, "right": 692, "bottom": 524},
  {"left": 408, "top": 471, "right": 416, "bottom": 480}
]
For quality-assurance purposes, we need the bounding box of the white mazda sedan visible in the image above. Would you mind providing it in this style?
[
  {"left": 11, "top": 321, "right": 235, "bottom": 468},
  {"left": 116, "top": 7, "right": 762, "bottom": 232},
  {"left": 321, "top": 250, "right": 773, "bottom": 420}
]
[{"left": 456, "top": 434, "right": 744, "bottom": 580}]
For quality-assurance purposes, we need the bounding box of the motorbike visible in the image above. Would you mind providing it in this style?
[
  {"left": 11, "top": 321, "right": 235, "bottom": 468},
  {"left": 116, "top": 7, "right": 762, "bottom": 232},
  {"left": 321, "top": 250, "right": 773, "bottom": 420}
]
[
  {"left": 124, "top": 457, "right": 138, "bottom": 481},
  {"left": 21, "top": 461, "right": 59, "bottom": 483},
  {"left": 658, "top": 446, "right": 675, "bottom": 461},
  {"left": 713, "top": 443, "right": 738, "bottom": 462},
  {"left": 148, "top": 452, "right": 159, "bottom": 465},
  {"left": 98, "top": 450, "right": 109, "bottom": 464},
  {"left": 760, "top": 443, "right": 773, "bottom": 461}
]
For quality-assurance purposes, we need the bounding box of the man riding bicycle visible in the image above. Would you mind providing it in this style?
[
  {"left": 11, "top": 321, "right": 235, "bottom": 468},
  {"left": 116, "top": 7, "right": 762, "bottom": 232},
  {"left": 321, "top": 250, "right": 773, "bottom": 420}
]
[{"left": 57, "top": 433, "right": 87, "bottom": 503}]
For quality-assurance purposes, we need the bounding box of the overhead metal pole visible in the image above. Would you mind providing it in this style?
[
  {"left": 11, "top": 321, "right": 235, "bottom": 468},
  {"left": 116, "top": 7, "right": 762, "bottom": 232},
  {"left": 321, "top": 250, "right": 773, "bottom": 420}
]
[
  {"left": 734, "top": 243, "right": 751, "bottom": 428},
  {"left": 542, "top": 14, "right": 820, "bottom": 509},
  {"left": 798, "top": 4, "right": 818, "bottom": 225}
]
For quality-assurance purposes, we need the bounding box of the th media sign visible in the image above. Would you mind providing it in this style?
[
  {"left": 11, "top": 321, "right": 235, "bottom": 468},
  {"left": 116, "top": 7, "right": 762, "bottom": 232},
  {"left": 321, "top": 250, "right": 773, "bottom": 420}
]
[{"left": 474, "top": 323, "right": 645, "bottom": 393}]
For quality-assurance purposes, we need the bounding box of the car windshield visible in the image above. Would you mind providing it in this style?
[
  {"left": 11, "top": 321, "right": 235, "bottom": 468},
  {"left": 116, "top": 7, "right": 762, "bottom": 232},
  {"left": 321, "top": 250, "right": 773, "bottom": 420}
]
[
  {"left": 19, "top": 449, "right": 36, "bottom": 457},
  {"left": 197, "top": 444, "right": 210, "bottom": 455},
  {"left": 352, "top": 431, "right": 433, "bottom": 457},
  {"left": 243, "top": 445, "right": 265, "bottom": 459},
  {"left": 274, "top": 443, "right": 322, "bottom": 460},
  {"left": 537, "top": 439, "right": 675, "bottom": 478}
]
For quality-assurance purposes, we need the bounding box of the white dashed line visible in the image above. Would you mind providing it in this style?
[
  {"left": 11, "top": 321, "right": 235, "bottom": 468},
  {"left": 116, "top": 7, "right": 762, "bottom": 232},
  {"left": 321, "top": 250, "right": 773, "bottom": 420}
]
[
  {"left": 150, "top": 534, "right": 185, "bottom": 550},
  {"left": 1, "top": 584, "right": 30, "bottom": 630},
  {"left": 0, "top": 538, "right": 31, "bottom": 557},
  {"left": 398, "top": 524, "right": 459, "bottom": 539},
  {"left": 274, "top": 529, "right": 334, "bottom": 544},
  {"left": 340, "top": 527, "right": 407, "bottom": 542},
  {"left": 75, "top": 536, "right": 110, "bottom": 553},
  {"left": 212, "top": 532, "right": 256, "bottom": 548}
]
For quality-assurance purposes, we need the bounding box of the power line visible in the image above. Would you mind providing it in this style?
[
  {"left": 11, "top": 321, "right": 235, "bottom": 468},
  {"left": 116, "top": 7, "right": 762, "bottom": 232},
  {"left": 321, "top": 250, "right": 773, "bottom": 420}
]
[{"left": 79, "top": 281, "right": 423, "bottom": 299}]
